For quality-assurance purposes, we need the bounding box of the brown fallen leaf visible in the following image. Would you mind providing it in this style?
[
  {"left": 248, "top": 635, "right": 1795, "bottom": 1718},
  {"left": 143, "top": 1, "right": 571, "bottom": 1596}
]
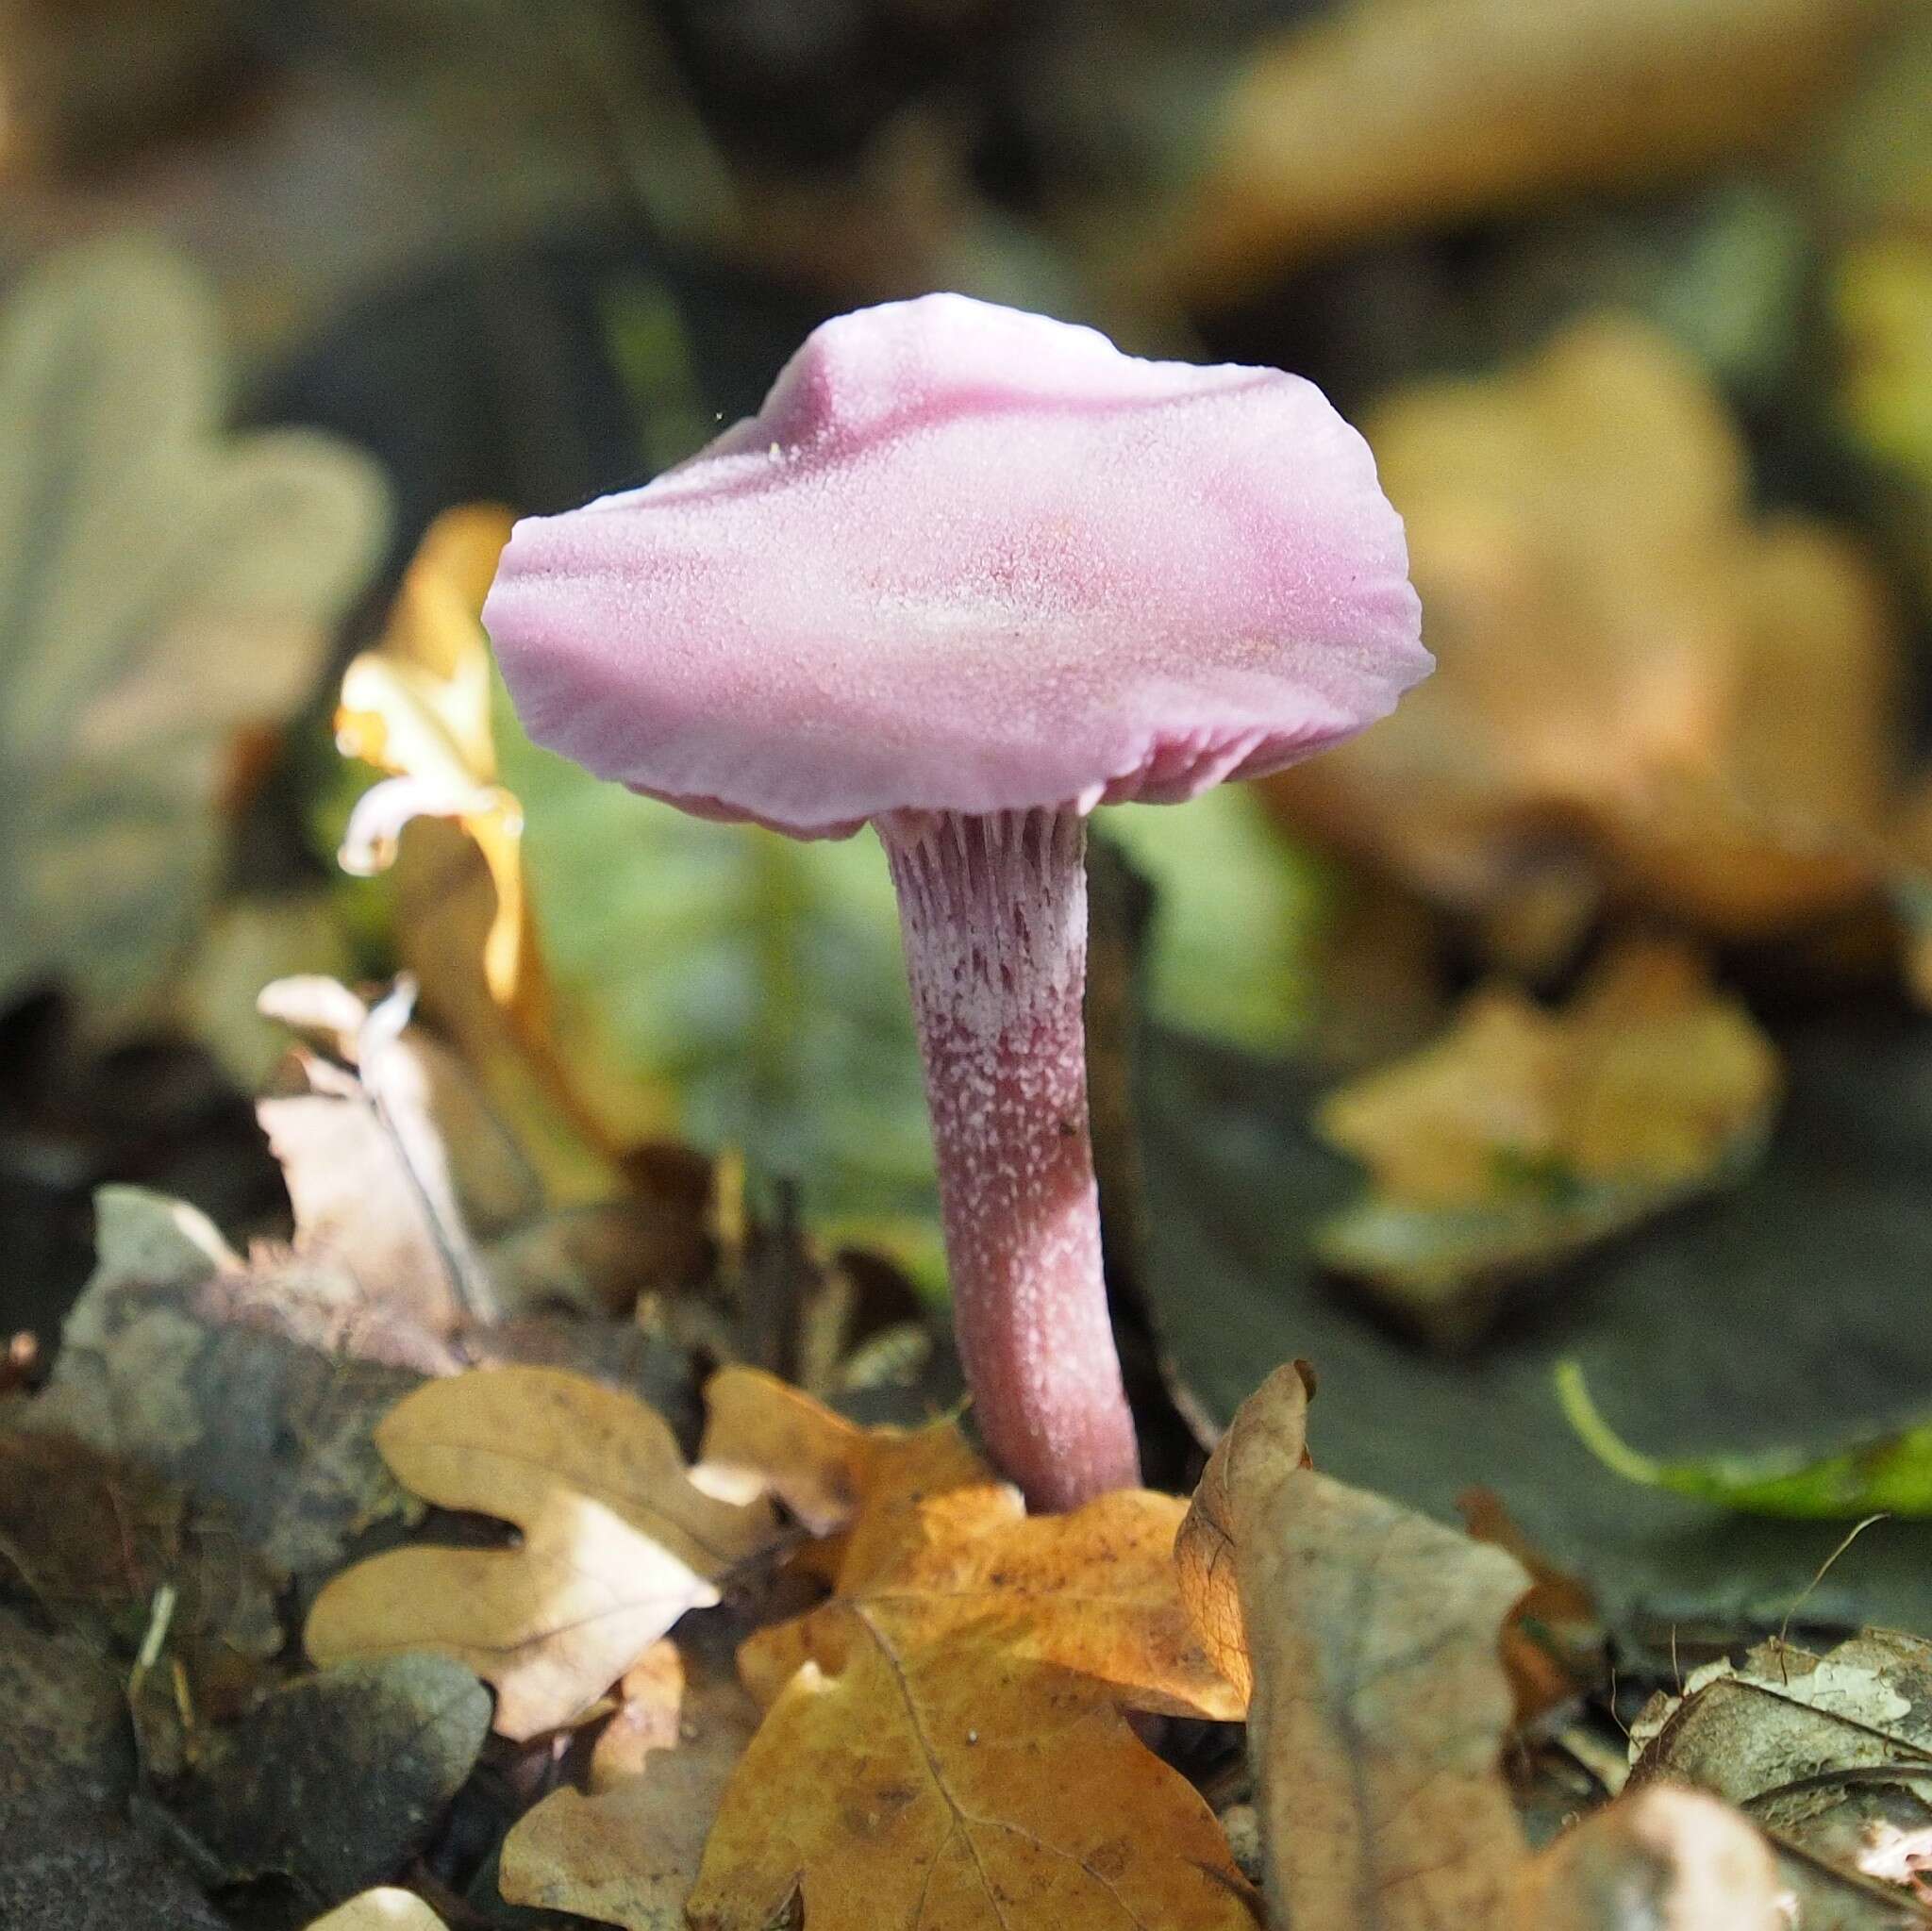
[
  {"left": 1633, "top": 1628, "right": 1932, "bottom": 1923},
  {"left": 500, "top": 1634, "right": 762, "bottom": 1931},
  {"left": 1177, "top": 1362, "right": 1530, "bottom": 1930},
  {"left": 1311, "top": 941, "right": 1780, "bottom": 1343},
  {"left": 1266, "top": 316, "right": 1902, "bottom": 965},
  {"left": 1457, "top": 1487, "right": 1605, "bottom": 1725},
  {"left": 306, "top": 1366, "right": 778, "bottom": 1740},
  {"left": 1183, "top": 1362, "right": 1792, "bottom": 1927},
  {"left": 0, "top": 238, "right": 386, "bottom": 1030},
  {"left": 691, "top": 1424, "right": 1250, "bottom": 1931},
  {"left": 1510, "top": 1784, "right": 1783, "bottom": 1929},
  {"left": 1157, "top": 0, "right": 1906, "bottom": 304},
  {"left": 336, "top": 506, "right": 661, "bottom": 1197}
]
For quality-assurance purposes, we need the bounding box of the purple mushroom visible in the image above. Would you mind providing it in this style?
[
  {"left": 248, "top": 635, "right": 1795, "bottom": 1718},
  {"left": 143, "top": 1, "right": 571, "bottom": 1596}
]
[{"left": 483, "top": 294, "right": 1426, "bottom": 1511}]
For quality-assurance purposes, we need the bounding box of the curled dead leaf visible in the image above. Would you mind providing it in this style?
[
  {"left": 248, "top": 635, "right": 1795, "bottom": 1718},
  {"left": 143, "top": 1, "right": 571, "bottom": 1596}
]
[
  {"left": 1179, "top": 1362, "right": 1529, "bottom": 1930},
  {"left": 1174, "top": 1359, "right": 1315, "bottom": 1705}
]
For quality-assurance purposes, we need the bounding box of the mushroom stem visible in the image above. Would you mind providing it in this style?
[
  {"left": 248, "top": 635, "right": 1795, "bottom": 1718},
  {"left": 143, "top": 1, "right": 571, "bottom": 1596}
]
[{"left": 877, "top": 805, "right": 1141, "bottom": 1511}]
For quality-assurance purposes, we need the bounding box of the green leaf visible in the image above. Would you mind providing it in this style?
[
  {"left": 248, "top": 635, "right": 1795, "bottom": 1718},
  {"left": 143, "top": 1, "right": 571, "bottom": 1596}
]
[
  {"left": 493, "top": 681, "right": 937, "bottom": 1233},
  {"left": 1558, "top": 1359, "right": 1932, "bottom": 1518},
  {"left": 0, "top": 239, "right": 387, "bottom": 1026},
  {"left": 1096, "top": 784, "right": 1325, "bottom": 1052}
]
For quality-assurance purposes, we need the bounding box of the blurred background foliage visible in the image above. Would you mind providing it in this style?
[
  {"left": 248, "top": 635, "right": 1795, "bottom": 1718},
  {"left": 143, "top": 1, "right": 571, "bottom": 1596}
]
[{"left": 7, "top": 0, "right": 1932, "bottom": 1602}]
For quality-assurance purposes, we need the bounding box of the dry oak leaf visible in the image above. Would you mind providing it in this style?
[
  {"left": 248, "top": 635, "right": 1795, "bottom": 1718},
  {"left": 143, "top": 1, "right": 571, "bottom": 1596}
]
[
  {"left": 335, "top": 506, "right": 655, "bottom": 1198},
  {"left": 0, "top": 237, "right": 386, "bottom": 1026},
  {"left": 1178, "top": 1362, "right": 1530, "bottom": 1931},
  {"left": 1311, "top": 940, "right": 1780, "bottom": 1340},
  {"left": 305, "top": 1365, "right": 777, "bottom": 1740},
  {"left": 690, "top": 1424, "right": 1251, "bottom": 1931},
  {"left": 500, "top": 1635, "right": 762, "bottom": 1931},
  {"left": 1266, "top": 317, "right": 1901, "bottom": 963}
]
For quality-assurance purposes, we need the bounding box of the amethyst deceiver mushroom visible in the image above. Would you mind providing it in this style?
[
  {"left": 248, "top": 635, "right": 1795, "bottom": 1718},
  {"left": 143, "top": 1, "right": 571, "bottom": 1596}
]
[{"left": 483, "top": 293, "right": 1427, "bottom": 1511}]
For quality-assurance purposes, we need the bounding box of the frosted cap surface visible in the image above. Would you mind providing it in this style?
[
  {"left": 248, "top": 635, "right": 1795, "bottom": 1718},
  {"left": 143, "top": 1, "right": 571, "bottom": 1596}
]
[{"left": 484, "top": 293, "right": 1429, "bottom": 838}]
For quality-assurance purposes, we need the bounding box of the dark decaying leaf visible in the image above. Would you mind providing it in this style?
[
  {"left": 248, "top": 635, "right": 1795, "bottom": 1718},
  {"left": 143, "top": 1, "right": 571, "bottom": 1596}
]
[
  {"left": 0, "top": 1604, "right": 134, "bottom": 1804},
  {"left": 0, "top": 1422, "right": 281, "bottom": 1657},
  {"left": 1631, "top": 1627, "right": 1932, "bottom": 1925},
  {"left": 0, "top": 1772, "right": 230, "bottom": 1931},
  {"left": 161, "top": 1654, "right": 491, "bottom": 1906},
  {"left": 18, "top": 1185, "right": 421, "bottom": 1583}
]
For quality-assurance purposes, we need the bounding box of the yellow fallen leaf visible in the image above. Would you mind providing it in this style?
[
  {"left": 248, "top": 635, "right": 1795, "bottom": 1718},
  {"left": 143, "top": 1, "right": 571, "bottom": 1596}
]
[
  {"left": 1268, "top": 316, "right": 1901, "bottom": 961},
  {"left": 691, "top": 1427, "right": 1249, "bottom": 1931},
  {"left": 695, "top": 1364, "right": 877, "bottom": 1534},
  {"left": 1311, "top": 941, "right": 1780, "bottom": 1340},
  {"left": 302, "top": 1891, "right": 447, "bottom": 1931},
  {"left": 335, "top": 508, "right": 658, "bottom": 1198},
  {"left": 337, "top": 507, "right": 524, "bottom": 1001},
  {"left": 305, "top": 1366, "right": 778, "bottom": 1740}
]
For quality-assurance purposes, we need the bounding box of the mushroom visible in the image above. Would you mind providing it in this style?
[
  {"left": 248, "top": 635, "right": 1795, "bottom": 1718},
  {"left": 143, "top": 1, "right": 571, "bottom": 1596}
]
[{"left": 482, "top": 293, "right": 1427, "bottom": 1510}]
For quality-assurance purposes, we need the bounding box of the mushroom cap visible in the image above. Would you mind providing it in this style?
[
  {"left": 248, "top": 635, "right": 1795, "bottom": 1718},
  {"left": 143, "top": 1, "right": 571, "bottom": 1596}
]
[{"left": 484, "top": 293, "right": 1429, "bottom": 839}]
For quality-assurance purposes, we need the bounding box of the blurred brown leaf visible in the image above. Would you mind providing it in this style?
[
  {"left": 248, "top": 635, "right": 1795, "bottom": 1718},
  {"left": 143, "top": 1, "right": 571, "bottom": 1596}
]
[
  {"left": 0, "top": 238, "right": 385, "bottom": 1027},
  {"left": 1268, "top": 317, "right": 1902, "bottom": 964},
  {"left": 1511, "top": 1785, "right": 1783, "bottom": 1929},
  {"left": 1310, "top": 941, "right": 1781, "bottom": 1341},
  {"left": 1158, "top": 0, "right": 1907, "bottom": 302},
  {"left": 305, "top": 1365, "right": 778, "bottom": 1740},
  {"left": 1457, "top": 1487, "right": 1604, "bottom": 1725}
]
